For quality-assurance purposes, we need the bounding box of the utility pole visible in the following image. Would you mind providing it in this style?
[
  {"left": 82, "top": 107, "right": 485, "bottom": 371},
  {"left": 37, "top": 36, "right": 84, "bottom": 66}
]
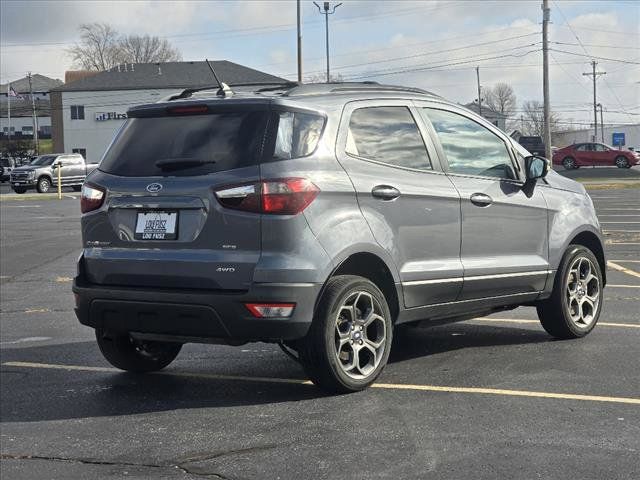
[
  {"left": 475, "top": 66, "right": 482, "bottom": 116},
  {"left": 597, "top": 103, "right": 604, "bottom": 143},
  {"left": 297, "top": 0, "right": 302, "bottom": 83},
  {"left": 542, "top": 0, "right": 552, "bottom": 160},
  {"left": 27, "top": 72, "right": 39, "bottom": 155},
  {"left": 6, "top": 84, "right": 11, "bottom": 141},
  {"left": 314, "top": 2, "right": 342, "bottom": 83},
  {"left": 583, "top": 60, "right": 606, "bottom": 142}
]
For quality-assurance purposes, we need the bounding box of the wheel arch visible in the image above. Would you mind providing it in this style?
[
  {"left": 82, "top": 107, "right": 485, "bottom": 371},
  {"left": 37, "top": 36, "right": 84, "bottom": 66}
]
[
  {"left": 569, "top": 230, "right": 607, "bottom": 285},
  {"left": 321, "top": 252, "right": 401, "bottom": 322}
]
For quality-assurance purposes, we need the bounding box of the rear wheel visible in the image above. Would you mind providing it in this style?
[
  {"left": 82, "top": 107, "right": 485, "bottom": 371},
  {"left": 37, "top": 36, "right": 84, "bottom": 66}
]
[
  {"left": 615, "top": 156, "right": 629, "bottom": 168},
  {"left": 36, "top": 177, "right": 51, "bottom": 193},
  {"left": 536, "top": 245, "right": 603, "bottom": 339},
  {"left": 299, "top": 275, "right": 393, "bottom": 393},
  {"left": 562, "top": 157, "right": 576, "bottom": 170},
  {"left": 95, "top": 330, "right": 182, "bottom": 372},
  {"left": 12, "top": 187, "right": 27, "bottom": 194}
]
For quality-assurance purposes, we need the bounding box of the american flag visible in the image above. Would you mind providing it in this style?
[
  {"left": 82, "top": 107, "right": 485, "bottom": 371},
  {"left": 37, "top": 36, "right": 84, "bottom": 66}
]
[{"left": 8, "top": 85, "right": 24, "bottom": 100}]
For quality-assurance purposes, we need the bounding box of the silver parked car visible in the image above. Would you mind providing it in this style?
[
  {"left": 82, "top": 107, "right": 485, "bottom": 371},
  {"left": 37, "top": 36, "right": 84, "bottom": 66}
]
[{"left": 73, "top": 82, "right": 606, "bottom": 393}]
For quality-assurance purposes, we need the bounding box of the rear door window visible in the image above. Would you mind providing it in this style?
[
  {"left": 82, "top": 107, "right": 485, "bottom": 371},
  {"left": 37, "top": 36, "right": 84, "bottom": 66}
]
[
  {"left": 100, "top": 111, "right": 270, "bottom": 177},
  {"left": 346, "top": 106, "right": 432, "bottom": 171}
]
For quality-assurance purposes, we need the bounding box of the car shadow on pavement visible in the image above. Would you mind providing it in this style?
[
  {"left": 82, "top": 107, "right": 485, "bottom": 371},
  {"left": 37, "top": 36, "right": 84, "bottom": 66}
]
[
  {"left": 389, "top": 321, "right": 552, "bottom": 364},
  {"left": 1, "top": 323, "right": 553, "bottom": 423}
]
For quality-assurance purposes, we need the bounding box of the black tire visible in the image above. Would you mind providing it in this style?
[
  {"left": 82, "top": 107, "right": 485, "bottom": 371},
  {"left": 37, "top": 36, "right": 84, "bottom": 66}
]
[
  {"left": 536, "top": 245, "right": 603, "bottom": 339},
  {"left": 562, "top": 157, "right": 576, "bottom": 170},
  {"left": 299, "top": 275, "right": 393, "bottom": 393},
  {"left": 95, "top": 330, "right": 182, "bottom": 372},
  {"left": 72, "top": 185, "right": 82, "bottom": 192},
  {"left": 615, "top": 156, "right": 629, "bottom": 169},
  {"left": 12, "top": 187, "right": 27, "bottom": 194},
  {"left": 36, "top": 177, "right": 51, "bottom": 193}
]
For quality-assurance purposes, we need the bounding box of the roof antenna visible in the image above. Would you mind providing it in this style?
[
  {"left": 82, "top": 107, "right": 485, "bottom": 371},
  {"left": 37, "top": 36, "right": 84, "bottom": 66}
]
[{"left": 206, "top": 59, "right": 233, "bottom": 97}]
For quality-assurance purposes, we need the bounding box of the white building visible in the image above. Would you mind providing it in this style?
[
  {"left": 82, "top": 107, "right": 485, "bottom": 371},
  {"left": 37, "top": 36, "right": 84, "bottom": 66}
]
[
  {"left": 552, "top": 124, "right": 640, "bottom": 151},
  {"left": 51, "top": 61, "right": 286, "bottom": 161},
  {"left": 0, "top": 74, "right": 62, "bottom": 139}
]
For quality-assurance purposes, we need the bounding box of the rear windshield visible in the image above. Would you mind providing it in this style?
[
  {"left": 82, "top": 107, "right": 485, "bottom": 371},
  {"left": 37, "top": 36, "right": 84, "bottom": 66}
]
[
  {"left": 100, "top": 111, "right": 270, "bottom": 176},
  {"left": 100, "top": 109, "right": 326, "bottom": 177}
]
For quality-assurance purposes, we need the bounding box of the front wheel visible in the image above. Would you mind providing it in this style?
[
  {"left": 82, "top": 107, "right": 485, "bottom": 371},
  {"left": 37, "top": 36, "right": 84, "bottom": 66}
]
[
  {"left": 299, "top": 275, "right": 393, "bottom": 393},
  {"left": 562, "top": 157, "right": 576, "bottom": 170},
  {"left": 12, "top": 187, "right": 27, "bottom": 194},
  {"left": 95, "top": 330, "right": 182, "bottom": 372},
  {"left": 536, "top": 245, "right": 603, "bottom": 339},
  {"left": 615, "top": 156, "right": 629, "bottom": 168},
  {"left": 36, "top": 177, "right": 51, "bottom": 193}
]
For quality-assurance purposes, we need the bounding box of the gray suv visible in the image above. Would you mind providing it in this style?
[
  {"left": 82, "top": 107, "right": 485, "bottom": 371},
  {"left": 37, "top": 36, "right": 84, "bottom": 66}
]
[{"left": 73, "top": 82, "right": 606, "bottom": 393}]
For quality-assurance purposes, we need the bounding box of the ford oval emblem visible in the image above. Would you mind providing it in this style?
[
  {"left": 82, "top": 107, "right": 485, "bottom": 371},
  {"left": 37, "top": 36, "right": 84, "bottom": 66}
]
[{"left": 146, "top": 183, "right": 163, "bottom": 193}]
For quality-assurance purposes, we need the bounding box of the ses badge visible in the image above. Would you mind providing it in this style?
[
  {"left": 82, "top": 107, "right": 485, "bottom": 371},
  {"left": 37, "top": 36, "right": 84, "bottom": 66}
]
[{"left": 135, "top": 211, "right": 178, "bottom": 240}]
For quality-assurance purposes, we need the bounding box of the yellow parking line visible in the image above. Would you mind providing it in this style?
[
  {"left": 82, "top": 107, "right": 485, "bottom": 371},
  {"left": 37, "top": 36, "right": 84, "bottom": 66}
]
[
  {"left": 608, "top": 261, "right": 640, "bottom": 279},
  {"left": 471, "top": 318, "right": 639, "bottom": 329},
  {"left": 3, "top": 361, "right": 640, "bottom": 405}
]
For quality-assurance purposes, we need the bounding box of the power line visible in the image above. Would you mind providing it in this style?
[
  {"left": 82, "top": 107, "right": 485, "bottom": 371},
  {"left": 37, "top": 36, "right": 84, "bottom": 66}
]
[
  {"left": 550, "top": 49, "right": 640, "bottom": 65},
  {"left": 296, "top": 33, "right": 540, "bottom": 77},
  {"left": 344, "top": 47, "right": 541, "bottom": 80}
]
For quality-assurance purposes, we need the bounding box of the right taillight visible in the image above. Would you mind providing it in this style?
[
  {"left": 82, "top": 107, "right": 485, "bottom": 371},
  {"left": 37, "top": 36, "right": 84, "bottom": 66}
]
[
  {"left": 80, "top": 184, "right": 105, "bottom": 213},
  {"left": 215, "top": 178, "right": 319, "bottom": 215}
]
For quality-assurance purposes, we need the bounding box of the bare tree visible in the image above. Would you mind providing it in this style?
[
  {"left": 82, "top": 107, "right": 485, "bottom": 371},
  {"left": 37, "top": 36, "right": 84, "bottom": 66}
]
[
  {"left": 304, "top": 72, "right": 344, "bottom": 83},
  {"left": 68, "top": 23, "right": 182, "bottom": 71},
  {"left": 485, "top": 83, "right": 517, "bottom": 117},
  {"left": 68, "top": 23, "right": 121, "bottom": 71},
  {"left": 521, "top": 100, "right": 561, "bottom": 136},
  {"left": 118, "top": 35, "right": 181, "bottom": 63}
]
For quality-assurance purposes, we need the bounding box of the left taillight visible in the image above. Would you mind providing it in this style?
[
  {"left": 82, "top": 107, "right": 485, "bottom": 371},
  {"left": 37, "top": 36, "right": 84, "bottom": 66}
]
[
  {"left": 215, "top": 178, "right": 319, "bottom": 215},
  {"left": 80, "top": 184, "right": 105, "bottom": 213}
]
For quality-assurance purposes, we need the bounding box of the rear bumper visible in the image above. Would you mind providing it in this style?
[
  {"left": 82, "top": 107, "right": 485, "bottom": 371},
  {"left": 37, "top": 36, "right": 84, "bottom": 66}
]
[{"left": 73, "top": 276, "right": 322, "bottom": 342}]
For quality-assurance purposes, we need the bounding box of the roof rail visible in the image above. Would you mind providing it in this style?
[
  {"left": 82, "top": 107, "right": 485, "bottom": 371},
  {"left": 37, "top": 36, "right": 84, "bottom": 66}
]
[
  {"left": 282, "top": 82, "right": 439, "bottom": 97},
  {"left": 167, "top": 81, "right": 300, "bottom": 101}
]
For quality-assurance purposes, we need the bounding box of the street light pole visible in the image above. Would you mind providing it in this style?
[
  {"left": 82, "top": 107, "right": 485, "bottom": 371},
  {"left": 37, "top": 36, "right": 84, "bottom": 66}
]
[
  {"left": 313, "top": 2, "right": 342, "bottom": 83},
  {"left": 297, "top": 0, "right": 302, "bottom": 83},
  {"left": 542, "top": 0, "right": 552, "bottom": 160}
]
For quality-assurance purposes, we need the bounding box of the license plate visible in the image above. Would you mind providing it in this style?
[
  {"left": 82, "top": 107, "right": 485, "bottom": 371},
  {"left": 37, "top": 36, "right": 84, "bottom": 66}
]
[{"left": 135, "top": 211, "right": 178, "bottom": 240}]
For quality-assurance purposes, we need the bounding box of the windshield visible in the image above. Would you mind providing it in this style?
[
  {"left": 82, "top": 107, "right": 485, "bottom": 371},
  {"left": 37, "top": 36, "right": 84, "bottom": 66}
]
[{"left": 30, "top": 155, "right": 57, "bottom": 166}]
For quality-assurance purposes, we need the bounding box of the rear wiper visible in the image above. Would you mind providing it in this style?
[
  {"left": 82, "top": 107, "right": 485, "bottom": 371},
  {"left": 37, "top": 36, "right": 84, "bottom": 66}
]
[{"left": 155, "top": 158, "right": 217, "bottom": 170}]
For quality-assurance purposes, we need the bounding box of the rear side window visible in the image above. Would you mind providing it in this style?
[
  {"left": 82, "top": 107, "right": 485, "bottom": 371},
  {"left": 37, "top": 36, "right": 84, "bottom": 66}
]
[
  {"left": 100, "top": 111, "right": 269, "bottom": 176},
  {"left": 345, "top": 106, "right": 431, "bottom": 171},
  {"left": 273, "top": 112, "right": 325, "bottom": 160}
]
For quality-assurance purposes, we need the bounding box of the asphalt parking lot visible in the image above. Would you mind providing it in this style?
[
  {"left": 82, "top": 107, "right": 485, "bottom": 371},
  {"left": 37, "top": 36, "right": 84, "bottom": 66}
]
[{"left": 1, "top": 185, "right": 639, "bottom": 479}]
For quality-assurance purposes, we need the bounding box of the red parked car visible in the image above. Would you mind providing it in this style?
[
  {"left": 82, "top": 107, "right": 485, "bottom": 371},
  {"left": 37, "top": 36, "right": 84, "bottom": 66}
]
[{"left": 553, "top": 143, "right": 639, "bottom": 169}]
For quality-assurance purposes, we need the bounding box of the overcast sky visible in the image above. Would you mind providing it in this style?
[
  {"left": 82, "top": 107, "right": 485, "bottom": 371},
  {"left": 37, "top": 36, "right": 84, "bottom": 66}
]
[{"left": 1, "top": 0, "right": 638, "bottom": 128}]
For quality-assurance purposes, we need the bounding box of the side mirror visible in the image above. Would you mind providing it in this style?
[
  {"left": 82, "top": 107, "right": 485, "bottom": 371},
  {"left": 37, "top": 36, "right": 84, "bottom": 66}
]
[{"left": 524, "top": 155, "right": 549, "bottom": 181}]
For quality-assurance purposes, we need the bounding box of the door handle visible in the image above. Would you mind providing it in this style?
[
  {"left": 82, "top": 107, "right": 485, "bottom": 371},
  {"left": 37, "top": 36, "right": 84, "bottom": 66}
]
[
  {"left": 371, "top": 185, "right": 401, "bottom": 200},
  {"left": 470, "top": 193, "right": 493, "bottom": 207}
]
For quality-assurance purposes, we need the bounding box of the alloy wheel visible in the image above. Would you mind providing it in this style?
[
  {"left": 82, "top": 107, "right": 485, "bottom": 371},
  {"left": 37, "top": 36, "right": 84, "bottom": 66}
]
[
  {"left": 334, "top": 291, "right": 387, "bottom": 379},
  {"left": 565, "top": 256, "right": 600, "bottom": 328},
  {"left": 615, "top": 156, "right": 628, "bottom": 168}
]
